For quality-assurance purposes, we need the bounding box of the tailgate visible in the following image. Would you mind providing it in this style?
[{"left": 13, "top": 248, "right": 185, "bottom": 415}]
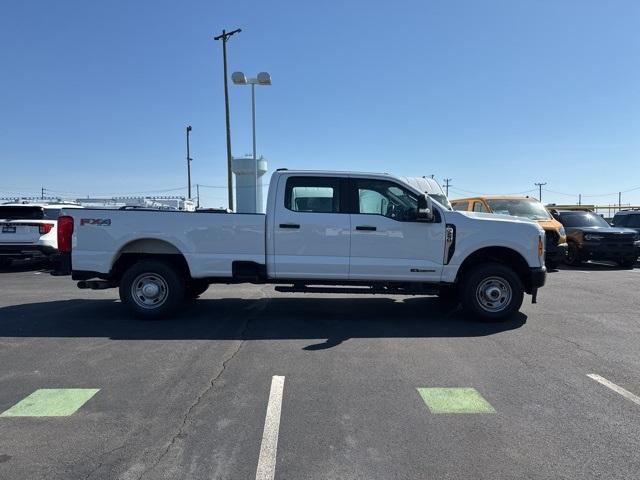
[{"left": 0, "top": 220, "right": 42, "bottom": 245}]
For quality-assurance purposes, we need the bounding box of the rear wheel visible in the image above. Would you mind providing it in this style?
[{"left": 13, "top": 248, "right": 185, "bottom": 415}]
[
  {"left": 460, "top": 263, "right": 524, "bottom": 321},
  {"left": 119, "top": 260, "right": 185, "bottom": 319}
]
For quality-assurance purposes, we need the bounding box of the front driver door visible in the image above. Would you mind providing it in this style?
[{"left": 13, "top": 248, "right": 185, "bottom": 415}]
[{"left": 349, "top": 178, "right": 445, "bottom": 282}]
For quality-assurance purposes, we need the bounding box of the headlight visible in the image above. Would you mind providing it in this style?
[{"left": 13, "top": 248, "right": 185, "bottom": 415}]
[
  {"left": 584, "top": 234, "right": 604, "bottom": 241},
  {"left": 559, "top": 226, "right": 566, "bottom": 237}
]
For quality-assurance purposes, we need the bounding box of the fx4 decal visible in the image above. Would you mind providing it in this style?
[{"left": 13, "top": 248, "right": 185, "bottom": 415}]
[{"left": 80, "top": 218, "right": 111, "bottom": 226}]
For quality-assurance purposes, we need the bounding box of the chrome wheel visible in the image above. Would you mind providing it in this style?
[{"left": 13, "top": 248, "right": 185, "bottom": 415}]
[
  {"left": 475, "top": 276, "right": 512, "bottom": 313},
  {"left": 131, "top": 273, "right": 168, "bottom": 309}
]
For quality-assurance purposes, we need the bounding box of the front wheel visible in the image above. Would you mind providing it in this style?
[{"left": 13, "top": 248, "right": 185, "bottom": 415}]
[
  {"left": 564, "top": 242, "right": 581, "bottom": 266},
  {"left": 460, "top": 263, "right": 524, "bottom": 322},
  {"left": 119, "top": 260, "right": 185, "bottom": 319}
]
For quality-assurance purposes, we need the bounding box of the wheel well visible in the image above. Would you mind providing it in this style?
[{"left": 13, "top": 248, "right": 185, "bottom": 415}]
[
  {"left": 457, "top": 247, "right": 532, "bottom": 292},
  {"left": 110, "top": 239, "right": 190, "bottom": 282}
]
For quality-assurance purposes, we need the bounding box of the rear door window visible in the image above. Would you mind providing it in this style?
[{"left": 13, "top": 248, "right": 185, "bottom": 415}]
[{"left": 285, "top": 177, "right": 341, "bottom": 213}]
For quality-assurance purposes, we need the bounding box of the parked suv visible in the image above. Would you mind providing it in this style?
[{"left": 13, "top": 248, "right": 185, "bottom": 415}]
[
  {"left": 611, "top": 209, "right": 640, "bottom": 234},
  {"left": 450, "top": 196, "right": 568, "bottom": 269},
  {"left": 0, "top": 202, "right": 82, "bottom": 268},
  {"left": 551, "top": 210, "right": 639, "bottom": 268}
]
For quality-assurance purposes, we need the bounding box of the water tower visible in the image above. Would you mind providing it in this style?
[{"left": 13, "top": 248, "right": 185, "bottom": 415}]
[{"left": 232, "top": 156, "right": 268, "bottom": 213}]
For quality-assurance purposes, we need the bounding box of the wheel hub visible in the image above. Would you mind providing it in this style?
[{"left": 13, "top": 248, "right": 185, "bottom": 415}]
[
  {"left": 131, "top": 273, "right": 168, "bottom": 309},
  {"left": 476, "top": 276, "right": 512, "bottom": 313},
  {"left": 142, "top": 283, "right": 160, "bottom": 299}
]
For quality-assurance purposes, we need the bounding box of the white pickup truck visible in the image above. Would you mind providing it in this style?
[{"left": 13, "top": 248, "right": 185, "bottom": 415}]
[{"left": 54, "top": 170, "right": 547, "bottom": 321}]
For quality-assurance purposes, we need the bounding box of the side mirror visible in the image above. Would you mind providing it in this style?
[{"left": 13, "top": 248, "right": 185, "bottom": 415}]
[{"left": 417, "top": 194, "right": 434, "bottom": 222}]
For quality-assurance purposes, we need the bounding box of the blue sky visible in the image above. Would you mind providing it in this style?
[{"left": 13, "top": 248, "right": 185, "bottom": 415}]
[{"left": 1, "top": 0, "right": 639, "bottom": 208}]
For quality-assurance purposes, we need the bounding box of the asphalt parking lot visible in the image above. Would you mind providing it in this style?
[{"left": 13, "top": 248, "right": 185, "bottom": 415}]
[{"left": 0, "top": 261, "right": 639, "bottom": 480}]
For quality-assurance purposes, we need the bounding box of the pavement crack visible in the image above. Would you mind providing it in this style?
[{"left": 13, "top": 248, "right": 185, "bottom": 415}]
[
  {"left": 534, "top": 330, "right": 604, "bottom": 360},
  {"left": 137, "top": 292, "right": 270, "bottom": 480},
  {"left": 84, "top": 443, "right": 127, "bottom": 480}
]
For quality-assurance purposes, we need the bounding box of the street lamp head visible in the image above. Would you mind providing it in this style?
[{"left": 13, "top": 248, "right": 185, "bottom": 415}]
[
  {"left": 257, "top": 72, "right": 272, "bottom": 85},
  {"left": 232, "top": 71, "right": 248, "bottom": 85},
  {"left": 187, "top": 125, "right": 192, "bottom": 132}
]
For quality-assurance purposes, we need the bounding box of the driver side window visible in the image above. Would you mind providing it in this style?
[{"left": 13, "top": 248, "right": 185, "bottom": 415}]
[{"left": 355, "top": 179, "right": 418, "bottom": 221}]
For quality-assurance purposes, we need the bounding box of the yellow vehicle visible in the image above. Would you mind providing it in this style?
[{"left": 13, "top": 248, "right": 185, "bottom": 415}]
[{"left": 451, "top": 196, "right": 568, "bottom": 269}]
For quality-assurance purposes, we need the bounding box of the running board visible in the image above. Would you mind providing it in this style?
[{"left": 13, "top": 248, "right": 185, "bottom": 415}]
[{"left": 274, "top": 285, "right": 439, "bottom": 295}]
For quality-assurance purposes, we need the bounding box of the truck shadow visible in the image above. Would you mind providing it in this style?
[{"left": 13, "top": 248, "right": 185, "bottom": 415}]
[{"left": 0, "top": 296, "right": 526, "bottom": 349}]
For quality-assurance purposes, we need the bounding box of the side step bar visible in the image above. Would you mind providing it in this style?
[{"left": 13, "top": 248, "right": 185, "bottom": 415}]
[
  {"left": 77, "top": 280, "right": 116, "bottom": 290},
  {"left": 274, "top": 284, "right": 439, "bottom": 295}
]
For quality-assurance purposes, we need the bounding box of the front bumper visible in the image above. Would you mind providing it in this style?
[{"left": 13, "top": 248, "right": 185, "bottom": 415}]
[
  {"left": 529, "top": 266, "right": 547, "bottom": 289},
  {"left": 579, "top": 242, "right": 637, "bottom": 260},
  {"left": 545, "top": 242, "right": 568, "bottom": 263},
  {"left": 528, "top": 266, "right": 547, "bottom": 304}
]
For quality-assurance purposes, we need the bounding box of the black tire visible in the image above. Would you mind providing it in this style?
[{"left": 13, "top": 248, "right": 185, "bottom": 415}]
[
  {"left": 185, "top": 279, "right": 209, "bottom": 299},
  {"left": 618, "top": 256, "right": 637, "bottom": 269},
  {"left": 564, "top": 242, "right": 581, "bottom": 266},
  {"left": 460, "top": 262, "right": 524, "bottom": 322},
  {"left": 545, "top": 260, "right": 559, "bottom": 270},
  {"left": 119, "top": 260, "right": 185, "bottom": 320}
]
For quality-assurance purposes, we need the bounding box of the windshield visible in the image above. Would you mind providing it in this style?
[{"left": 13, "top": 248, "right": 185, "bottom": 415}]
[
  {"left": 485, "top": 199, "right": 551, "bottom": 221},
  {"left": 559, "top": 212, "right": 610, "bottom": 228},
  {"left": 0, "top": 206, "right": 44, "bottom": 220}
]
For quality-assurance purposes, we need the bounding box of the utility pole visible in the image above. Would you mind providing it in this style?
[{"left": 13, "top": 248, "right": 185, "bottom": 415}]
[
  {"left": 619, "top": 192, "right": 622, "bottom": 207},
  {"left": 41, "top": 187, "right": 44, "bottom": 200},
  {"left": 186, "top": 126, "right": 193, "bottom": 199},
  {"left": 214, "top": 28, "right": 241, "bottom": 211},
  {"left": 443, "top": 178, "right": 452, "bottom": 197},
  {"left": 196, "top": 184, "right": 200, "bottom": 209},
  {"left": 578, "top": 194, "right": 581, "bottom": 205},
  {"left": 534, "top": 182, "right": 547, "bottom": 202}
]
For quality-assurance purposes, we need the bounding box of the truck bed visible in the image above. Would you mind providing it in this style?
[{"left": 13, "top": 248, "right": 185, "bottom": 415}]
[{"left": 63, "top": 209, "right": 266, "bottom": 278}]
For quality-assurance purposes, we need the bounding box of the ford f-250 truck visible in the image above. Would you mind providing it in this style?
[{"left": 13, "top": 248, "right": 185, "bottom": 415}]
[{"left": 54, "top": 170, "right": 547, "bottom": 321}]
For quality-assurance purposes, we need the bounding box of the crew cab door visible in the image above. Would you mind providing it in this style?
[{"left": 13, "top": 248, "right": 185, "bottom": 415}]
[
  {"left": 349, "top": 178, "right": 445, "bottom": 282},
  {"left": 272, "top": 175, "right": 350, "bottom": 279}
]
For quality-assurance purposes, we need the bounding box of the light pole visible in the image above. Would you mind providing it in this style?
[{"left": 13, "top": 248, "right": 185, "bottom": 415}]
[
  {"left": 214, "top": 28, "right": 241, "bottom": 211},
  {"left": 186, "top": 125, "right": 193, "bottom": 199},
  {"left": 231, "top": 71, "right": 272, "bottom": 211}
]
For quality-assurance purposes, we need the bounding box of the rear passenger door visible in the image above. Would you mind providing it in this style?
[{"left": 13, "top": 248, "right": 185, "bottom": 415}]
[{"left": 272, "top": 176, "right": 351, "bottom": 279}]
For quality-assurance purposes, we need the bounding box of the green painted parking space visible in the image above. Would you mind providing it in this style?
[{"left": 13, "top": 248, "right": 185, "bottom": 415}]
[
  {"left": 417, "top": 387, "right": 495, "bottom": 414},
  {"left": 0, "top": 389, "right": 100, "bottom": 417}
]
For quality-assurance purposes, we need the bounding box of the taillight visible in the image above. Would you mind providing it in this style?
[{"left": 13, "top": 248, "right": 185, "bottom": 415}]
[
  {"left": 39, "top": 223, "right": 54, "bottom": 235},
  {"left": 57, "top": 216, "right": 74, "bottom": 253}
]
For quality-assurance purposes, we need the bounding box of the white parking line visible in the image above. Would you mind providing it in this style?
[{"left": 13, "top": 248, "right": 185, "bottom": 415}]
[
  {"left": 587, "top": 374, "right": 640, "bottom": 407},
  {"left": 255, "top": 375, "right": 285, "bottom": 480}
]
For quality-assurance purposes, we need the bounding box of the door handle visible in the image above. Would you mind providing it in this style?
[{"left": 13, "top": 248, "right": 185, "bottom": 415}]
[
  {"left": 356, "top": 225, "right": 377, "bottom": 231},
  {"left": 279, "top": 223, "right": 300, "bottom": 229}
]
